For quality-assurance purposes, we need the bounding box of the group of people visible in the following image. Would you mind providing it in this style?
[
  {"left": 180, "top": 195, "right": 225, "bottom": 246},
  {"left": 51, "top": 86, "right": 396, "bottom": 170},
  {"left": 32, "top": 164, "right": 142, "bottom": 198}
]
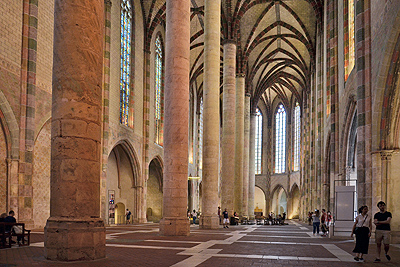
[
  {"left": 310, "top": 209, "right": 332, "bottom": 236},
  {"left": 351, "top": 201, "right": 392, "bottom": 263}
]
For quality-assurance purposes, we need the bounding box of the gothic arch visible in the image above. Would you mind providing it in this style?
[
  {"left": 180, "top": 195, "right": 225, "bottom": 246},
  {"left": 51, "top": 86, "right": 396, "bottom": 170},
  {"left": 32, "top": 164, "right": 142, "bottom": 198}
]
[
  {"left": 111, "top": 140, "right": 141, "bottom": 187},
  {"left": 380, "top": 31, "right": 400, "bottom": 149},
  {"left": 340, "top": 95, "right": 357, "bottom": 177},
  {"left": 0, "top": 90, "right": 18, "bottom": 159}
]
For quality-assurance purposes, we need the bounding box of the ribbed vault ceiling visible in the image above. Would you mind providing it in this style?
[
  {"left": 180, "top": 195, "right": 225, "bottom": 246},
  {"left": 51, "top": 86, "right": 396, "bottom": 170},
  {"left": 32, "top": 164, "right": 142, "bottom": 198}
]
[{"left": 140, "top": 0, "right": 323, "bottom": 114}]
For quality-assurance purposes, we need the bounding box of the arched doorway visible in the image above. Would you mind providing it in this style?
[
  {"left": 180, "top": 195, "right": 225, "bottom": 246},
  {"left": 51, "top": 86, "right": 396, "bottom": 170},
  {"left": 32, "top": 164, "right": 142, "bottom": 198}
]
[
  {"left": 115, "top": 202, "right": 125, "bottom": 224},
  {"left": 290, "top": 184, "right": 300, "bottom": 219},
  {"left": 0, "top": 118, "right": 8, "bottom": 213},
  {"left": 106, "top": 143, "right": 137, "bottom": 225},
  {"left": 147, "top": 157, "right": 163, "bottom": 222},
  {"left": 254, "top": 186, "right": 266, "bottom": 215},
  {"left": 272, "top": 186, "right": 287, "bottom": 216}
]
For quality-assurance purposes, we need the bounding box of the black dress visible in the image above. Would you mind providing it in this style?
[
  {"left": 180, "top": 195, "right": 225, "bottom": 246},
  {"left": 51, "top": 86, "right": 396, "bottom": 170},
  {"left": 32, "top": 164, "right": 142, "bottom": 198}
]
[{"left": 353, "top": 215, "right": 370, "bottom": 254}]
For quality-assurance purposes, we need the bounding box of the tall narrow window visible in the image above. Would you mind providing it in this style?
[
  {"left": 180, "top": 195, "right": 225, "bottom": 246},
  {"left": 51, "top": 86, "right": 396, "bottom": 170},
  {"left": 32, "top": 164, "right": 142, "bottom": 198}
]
[
  {"left": 155, "top": 35, "right": 163, "bottom": 145},
  {"left": 293, "top": 102, "right": 300, "bottom": 171},
  {"left": 198, "top": 99, "right": 203, "bottom": 170},
  {"left": 275, "top": 104, "right": 286, "bottom": 173},
  {"left": 348, "top": 0, "right": 355, "bottom": 74},
  {"left": 120, "top": 0, "right": 132, "bottom": 126},
  {"left": 255, "top": 108, "right": 262, "bottom": 174},
  {"left": 345, "top": 0, "right": 355, "bottom": 80}
]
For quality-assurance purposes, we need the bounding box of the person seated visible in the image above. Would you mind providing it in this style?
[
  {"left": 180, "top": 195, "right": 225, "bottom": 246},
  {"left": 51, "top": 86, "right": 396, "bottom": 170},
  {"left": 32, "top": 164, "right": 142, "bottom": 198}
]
[
  {"left": 232, "top": 211, "right": 240, "bottom": 225},
  {"left": 3, "top": 210, "right": 20, "bottom": 244},
  {"left": 0, "top": 213, "right": 7, "bottom": 222}
]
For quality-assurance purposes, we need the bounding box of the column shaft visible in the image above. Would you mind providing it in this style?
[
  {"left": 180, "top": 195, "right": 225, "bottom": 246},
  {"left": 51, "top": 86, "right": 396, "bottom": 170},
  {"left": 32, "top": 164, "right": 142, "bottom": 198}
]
[
  {"left": 200, "top": 0, "right": 220, "bottom": 229},
  {"left": 248, "top": 113, "right": 256, "bottom": 220},
  {"left": 234, "top": 75, "right": 245, "bottom": 215},
  {"left": 159, "top": 0, "right": 190, "bottom": 236},
  {"left": 242, "top": 94, "right": 251, "bottom": 218},
  {"left": 221, "top": 41, "right": 236, "bottom": 215},
  {"left": 45, "top": 0, "right": 105, "bottom": 261}
]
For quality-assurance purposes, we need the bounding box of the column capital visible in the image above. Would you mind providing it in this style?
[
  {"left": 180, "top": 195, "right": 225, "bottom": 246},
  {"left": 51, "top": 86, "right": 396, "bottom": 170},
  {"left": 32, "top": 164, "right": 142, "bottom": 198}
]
[
  {"left": 223, "top": 39, "right": 237, "bottom": 45},
  {"left": 144, "top": 48, "right": 151, "bottom": 54},
  {"left": 236, "top": 73, "right": 246, "bottom": 78},
  {"left": 380, "top": 150, "right": 394, "bottom": 161},
  {"left": 245, "top": 92, "right": 251, "bottom": 97},
  {"left": 104, "top": 0, "right": 112, "bottom": 7}
]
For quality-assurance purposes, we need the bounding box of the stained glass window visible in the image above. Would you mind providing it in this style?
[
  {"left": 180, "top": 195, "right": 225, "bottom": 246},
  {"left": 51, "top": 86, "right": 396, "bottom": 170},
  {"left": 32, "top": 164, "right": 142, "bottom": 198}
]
[
  {"left": 293, "top": 102, "right": 300, "bottom": 171},
  {"left": 199, "top": 99, "right": 203, "bottom": 170},
  {"left": 120, "top": 0, "right": 132, "bottom": 126},
  {"left": 155, "top": 35, "right": 163, "bottom": 145},
  {"left": 275, "top": 104, "right": 286, "bottom": 173},
  {"left": 348, "top": 0, "right": 355, "bottom": 74},
  {"left": 255, "top": 108, "right": 262, "bottom": 174}
]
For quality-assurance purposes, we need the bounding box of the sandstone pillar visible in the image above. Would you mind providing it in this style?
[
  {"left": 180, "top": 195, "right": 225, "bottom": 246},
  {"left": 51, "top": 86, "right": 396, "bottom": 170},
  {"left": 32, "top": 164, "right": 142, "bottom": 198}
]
[
  {"left": 248, "top": 113, "right": 256, "bottom": 221},
  {"left": 221, "top": 41, "right": 236, "bottom": 215},
  {"left": 380, "top": 150, "right": 393, "bottom": 204},
  {"left": 199, "top": 0, "right": 220, "bottom": 229},
  {"left": 44, "top": 0, "right": 105, "bottom": 261},
  {"left": 242, "top": 93, "right": 251, "bottom": 218},
  {"left": 159, "top": 0, "right": 190, "bottom": 236},
  {"left": 234, "top": 74, "right": 245, "bottom": 215}
]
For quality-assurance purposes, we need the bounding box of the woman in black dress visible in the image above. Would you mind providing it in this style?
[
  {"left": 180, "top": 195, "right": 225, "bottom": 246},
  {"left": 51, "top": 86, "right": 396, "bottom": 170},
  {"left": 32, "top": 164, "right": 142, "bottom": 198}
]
[{"left": 351, "top": 205, "right": 372, "bottom": 262}]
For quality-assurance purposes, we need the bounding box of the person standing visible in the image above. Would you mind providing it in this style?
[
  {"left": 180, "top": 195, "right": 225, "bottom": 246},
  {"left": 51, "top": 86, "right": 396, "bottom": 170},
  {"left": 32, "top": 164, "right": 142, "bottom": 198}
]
[
  {"left": 222, "top": 208, "right": 229, "bottom": 228},
  {"left": 217, "top": 207, "right": 221, "bottom": 225},
  {"left": 126, "top": 209, "right": 131, "bottom": 224},
  {"left": 321, "top": 209, "right": 328, "bottom": 236},
  {"left": 351, "top": 205, "right": 371, "bottom": 262},
  {"left": 374, "top": 201, "right": 392, "bottom": 262},
  {"left": 312, "top": 210, "right": 320, "bottom": 236},
  {"left": 191, "top": 210, "right": 197, "bottom": 224}
]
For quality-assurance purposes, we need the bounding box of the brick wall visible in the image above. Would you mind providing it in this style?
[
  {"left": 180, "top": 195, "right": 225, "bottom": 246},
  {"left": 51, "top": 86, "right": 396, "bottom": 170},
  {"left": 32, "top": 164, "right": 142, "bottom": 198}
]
[{"left": 33, "top": 120, "right": 50, "bottom": 229}]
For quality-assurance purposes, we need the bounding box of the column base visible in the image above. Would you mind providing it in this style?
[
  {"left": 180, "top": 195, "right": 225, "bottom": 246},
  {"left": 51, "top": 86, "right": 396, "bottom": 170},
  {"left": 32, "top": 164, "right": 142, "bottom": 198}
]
[
  {"left": 159, "top": 217, "right": 190, "bottom": 236},
  {"left": 44, "top": 217, "right": 106, "bottom": 261},
  {"left": 199, "top": 215, "right": 220, "bottom": 229}
]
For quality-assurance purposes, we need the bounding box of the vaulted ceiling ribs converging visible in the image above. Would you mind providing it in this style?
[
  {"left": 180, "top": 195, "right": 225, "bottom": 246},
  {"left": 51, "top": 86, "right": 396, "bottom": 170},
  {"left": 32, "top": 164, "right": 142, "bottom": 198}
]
[{"left": 141, "top": 0, "right": 323, "bottom": 114}]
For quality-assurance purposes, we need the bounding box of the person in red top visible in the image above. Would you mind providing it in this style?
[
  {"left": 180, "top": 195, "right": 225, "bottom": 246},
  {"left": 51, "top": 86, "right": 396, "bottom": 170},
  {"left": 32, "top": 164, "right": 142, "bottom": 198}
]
[{"left": 320, "top": 209, "right": 328, "bottom": 236}]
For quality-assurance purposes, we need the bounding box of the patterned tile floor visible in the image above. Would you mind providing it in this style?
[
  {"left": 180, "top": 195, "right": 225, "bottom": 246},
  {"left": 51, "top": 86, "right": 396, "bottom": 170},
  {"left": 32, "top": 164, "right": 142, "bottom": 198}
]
[{"left": 0, "top": 220, "right": 399, "bottom": 266}]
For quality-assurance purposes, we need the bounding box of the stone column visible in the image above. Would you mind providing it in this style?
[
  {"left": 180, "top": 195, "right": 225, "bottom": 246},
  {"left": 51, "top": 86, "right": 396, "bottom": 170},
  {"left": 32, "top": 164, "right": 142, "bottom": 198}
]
[
  {"left": 248, "top": 112, "right": 256, "bottom": 221},
  {"left": 242, "top": 93, "right": 251, "bottom": 218},
  {"left": 234, "top": 74, "right": 245, "bottom": 215},
  {"left": 44, "top": 0, "right": 105, "bottom": 261},
  {"left": 159, "top": 0, "right": 190, "bottom": 236},
  {"left": 199, "top": 0, "right": 220, "bottom": 230},
  {"left": 221, "top": 40, "right": 236, "bottom": 215},
  {"left": 380, "top": 150, "right": 393, "bottom": 204}
]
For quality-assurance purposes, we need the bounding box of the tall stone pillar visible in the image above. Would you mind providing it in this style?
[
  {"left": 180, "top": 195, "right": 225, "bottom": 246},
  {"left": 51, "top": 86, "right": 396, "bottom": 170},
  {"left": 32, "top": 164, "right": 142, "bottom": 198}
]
[
  {"left": 44, "top": 0, "right": 105, "bottom": 261},
  {"left": 242, "top": 93, "right": 251, "bottom": 218},
  {"left": 159, "top": 0, "right": 190, "bottom": 236},
  {"left": 380, "top": 150, "right": 393, "bottom": 204},
  {"left": 199, "top": 0, "right": 220, "bottom": 230},
  {"left": 221, "top": 40, "right": 236, "bottom": 215},
  {"left": 234, "top": 74, "right": 245, "bottom": 215},
  {"left": 248, "top": 113, "right": 256, "bottom": 221}
]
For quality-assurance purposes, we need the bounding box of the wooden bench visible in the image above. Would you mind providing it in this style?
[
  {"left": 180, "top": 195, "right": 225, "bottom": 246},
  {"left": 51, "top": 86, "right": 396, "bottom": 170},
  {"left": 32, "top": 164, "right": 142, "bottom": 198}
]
[{"left": 0, "top": 222, "right": 31, "bottom": 248}]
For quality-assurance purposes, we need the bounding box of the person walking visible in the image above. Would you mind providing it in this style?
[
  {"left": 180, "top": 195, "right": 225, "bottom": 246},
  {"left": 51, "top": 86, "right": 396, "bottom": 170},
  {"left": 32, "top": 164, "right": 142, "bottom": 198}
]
[
  {"left": 222, "top": 208, "right": 229, "bottom": 228},
  {"left": 351, "top": 205, "right": 371, "bottom": 262},
  {"left": 312, "top": 210, "right": 320, "bottom": 236},
  {"left": 374, "top": 201, "right": 392, "bottom": 262}
]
